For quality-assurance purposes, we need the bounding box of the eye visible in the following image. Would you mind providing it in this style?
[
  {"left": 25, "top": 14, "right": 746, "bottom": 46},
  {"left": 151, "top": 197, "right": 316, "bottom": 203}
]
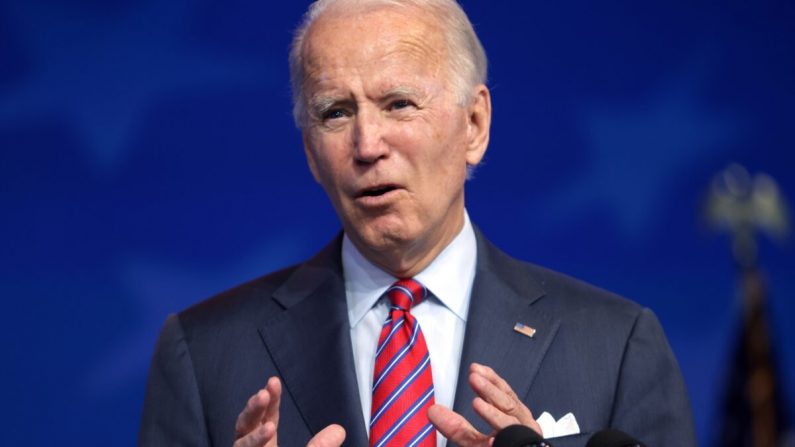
[
  {"left": 389, "top": 99, "right": 414, "bottom": 111},
  {"left": 322, "top": 108, "right": 348, "bottom": 121}
]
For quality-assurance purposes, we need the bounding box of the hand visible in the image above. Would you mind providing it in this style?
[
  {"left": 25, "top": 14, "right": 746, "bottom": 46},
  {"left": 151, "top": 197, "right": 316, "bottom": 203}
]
[
  {"left": 428, "top": 363, "right": 542, "bottom": 447},
  {"left": 233, "top": 377, "right": 346, "bottom": 447},
  {"left": 234, "top": 377, "right": 282, "bottom": 447}
]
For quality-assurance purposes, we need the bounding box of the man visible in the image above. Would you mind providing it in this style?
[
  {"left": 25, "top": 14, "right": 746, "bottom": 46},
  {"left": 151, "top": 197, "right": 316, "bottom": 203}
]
[{"left": 139, "top": 1, "right": 697, "bottom": 446}]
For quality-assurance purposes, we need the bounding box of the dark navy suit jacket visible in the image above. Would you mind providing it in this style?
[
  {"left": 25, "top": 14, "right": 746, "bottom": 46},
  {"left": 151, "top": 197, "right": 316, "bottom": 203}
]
[{"left": 139, "top": 230, "right": 697, "bottom": 446}]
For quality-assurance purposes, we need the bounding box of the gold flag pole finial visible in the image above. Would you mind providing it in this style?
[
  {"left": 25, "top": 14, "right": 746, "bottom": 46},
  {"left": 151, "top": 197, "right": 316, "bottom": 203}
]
[{"left": 705, "top": 163, "right": 790, "bottom": 269}]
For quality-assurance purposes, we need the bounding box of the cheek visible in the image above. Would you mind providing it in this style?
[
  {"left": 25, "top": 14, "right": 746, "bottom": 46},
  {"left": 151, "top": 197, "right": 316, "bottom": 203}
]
[
  {"left": 395, "top": 111, "right": 462, "bottom": 154},
  {"left": 429, "top": 119, "right": 469, "bottom": 166},
  {"left": 309, "top": 136, "right": 350, "bottom": 188},
  {"left": 433, "top": 124, "right": 471, "bottom": 188}
]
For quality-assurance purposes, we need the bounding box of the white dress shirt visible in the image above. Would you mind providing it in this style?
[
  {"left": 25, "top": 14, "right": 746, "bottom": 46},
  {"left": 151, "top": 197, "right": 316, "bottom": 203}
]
[{"left": 343, "top": 212, "right": 477, "bottom": 447}]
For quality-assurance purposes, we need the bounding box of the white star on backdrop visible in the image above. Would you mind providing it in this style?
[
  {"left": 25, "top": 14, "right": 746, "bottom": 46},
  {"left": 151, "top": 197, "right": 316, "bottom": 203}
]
[
  {"left": 0, "top": 0, "right": 273, "bottom": 173},
  {"left": 533, "top": 71, "right": 742, "bottom": 238}
]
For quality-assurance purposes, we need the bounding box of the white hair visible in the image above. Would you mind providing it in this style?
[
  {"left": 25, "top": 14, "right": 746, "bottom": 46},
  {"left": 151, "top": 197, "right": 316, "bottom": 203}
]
[{"left": 288, "top": 0, "right": 488, "bottom": 128}]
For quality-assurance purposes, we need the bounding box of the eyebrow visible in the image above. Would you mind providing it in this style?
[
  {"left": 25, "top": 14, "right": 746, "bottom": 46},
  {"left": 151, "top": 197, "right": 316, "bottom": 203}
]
[
  {"left": 307, "top": 86, "right": 424, "bottom": 116},
  {"left": 382, "top": 86, "right": 419, "bottom": 98},
  {"left": 307, "top": 96, "right": 346, "bottom": 116}
]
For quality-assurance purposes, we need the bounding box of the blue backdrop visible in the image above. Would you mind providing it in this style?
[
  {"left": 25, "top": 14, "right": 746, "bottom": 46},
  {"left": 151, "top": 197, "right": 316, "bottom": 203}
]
[{"left": 2, "top": 0, "right": 793, "bottom": 445}]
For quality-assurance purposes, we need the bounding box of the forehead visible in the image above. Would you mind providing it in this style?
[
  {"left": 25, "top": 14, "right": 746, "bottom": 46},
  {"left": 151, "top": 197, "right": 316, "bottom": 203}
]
[{"left": 301, "top": 7, "right": 448, "bottom": 89}]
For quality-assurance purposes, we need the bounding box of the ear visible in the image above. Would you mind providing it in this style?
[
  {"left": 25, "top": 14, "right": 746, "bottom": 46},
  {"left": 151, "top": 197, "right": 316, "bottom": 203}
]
[
  {"left": 464, "top": 84, "right": 491, "bottom": 167},
  {"left": 302, "top": 132, "right": 322, "bottom": 183}
]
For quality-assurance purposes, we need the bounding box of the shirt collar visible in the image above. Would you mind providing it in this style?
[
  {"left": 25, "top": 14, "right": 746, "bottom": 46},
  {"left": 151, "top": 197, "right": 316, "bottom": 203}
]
[{"left": 343, "top": 211, "right": 477, "bottom": 328}]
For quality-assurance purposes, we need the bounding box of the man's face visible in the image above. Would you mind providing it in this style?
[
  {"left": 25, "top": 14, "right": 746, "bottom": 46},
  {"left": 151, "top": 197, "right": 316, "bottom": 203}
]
[{"left": 300, "top": 7, "right": 489, "bottom": 276}]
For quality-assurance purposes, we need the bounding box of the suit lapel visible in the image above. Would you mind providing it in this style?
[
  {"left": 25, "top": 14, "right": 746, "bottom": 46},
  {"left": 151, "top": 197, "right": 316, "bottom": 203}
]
[
  {"left": 255, "top": 230, "right": 560, "bottom": 445},
  {"left": 258, "top": 238, "right": 368, "bottom": 446},
  {"left": 451, "top": 233, "right": 561, "bottom": 437}
]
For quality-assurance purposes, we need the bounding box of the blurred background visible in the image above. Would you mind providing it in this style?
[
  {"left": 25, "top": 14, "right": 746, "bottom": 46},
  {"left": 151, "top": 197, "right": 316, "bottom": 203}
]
[{"left": 1, "top": 0, "right": 793, "bottom": 445}]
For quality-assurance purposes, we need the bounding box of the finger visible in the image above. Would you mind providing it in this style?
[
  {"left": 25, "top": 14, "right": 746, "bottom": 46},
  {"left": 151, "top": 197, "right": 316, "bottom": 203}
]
[
  {"left": 233, "top": 421, "right": 276, "bottom": 447},
  {"left": 428, "top": 404, "right": 491, "bottom": 447},
  {"left": 471, "top": 363, "right": 520, "bottom": 400},
  {"left": 472, "top": 396, "right": 544, "bottom": 439},
  {"left": 307, "top": 424, "right": 346, "bottom": 447},
  {"left": 470, "top": 365, "right": 535, "bottom": 424},
  {"left": 469, "top": 370, "right": 518, "bottom": 415},
  {"left": 264, "top": 377, "right": 282, "bottom": 427},
  {"left": 235, "top": 388, "right": 271, "bottom": 438},
  {"left": 472, "top": 396, "right": 520, "bottom": 430}
]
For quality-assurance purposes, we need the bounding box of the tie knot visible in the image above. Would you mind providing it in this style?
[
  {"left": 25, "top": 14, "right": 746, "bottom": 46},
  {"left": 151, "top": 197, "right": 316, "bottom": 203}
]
[{"left": 386, "top": 278, "right": 427, "bottom": 311}]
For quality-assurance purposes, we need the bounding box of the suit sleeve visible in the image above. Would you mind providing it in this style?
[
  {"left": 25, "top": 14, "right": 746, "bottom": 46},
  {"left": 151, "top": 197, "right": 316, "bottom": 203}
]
[
  {"left": 610, "top": 308, "right": 697, "bottom": 446},
  {"left": 138, "top": 314, "right": 210, "bottom": 447}
]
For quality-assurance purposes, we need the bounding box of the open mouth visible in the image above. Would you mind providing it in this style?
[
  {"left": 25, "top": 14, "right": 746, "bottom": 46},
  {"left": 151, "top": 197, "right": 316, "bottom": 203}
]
[{"left": 358, "top": 185, "right": 398, "bottom": 198}]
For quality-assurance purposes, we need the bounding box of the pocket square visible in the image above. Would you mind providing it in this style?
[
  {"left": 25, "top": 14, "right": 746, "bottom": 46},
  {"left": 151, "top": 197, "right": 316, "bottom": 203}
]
[{"left": 536, "top": 411, "right": 580, "bottom": 438}]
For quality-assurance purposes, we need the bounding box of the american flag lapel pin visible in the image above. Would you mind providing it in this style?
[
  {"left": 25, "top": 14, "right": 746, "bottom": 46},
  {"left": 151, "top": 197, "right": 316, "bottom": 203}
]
[{"left": 513, "top": 322, "right": 536, "bottom": 338}]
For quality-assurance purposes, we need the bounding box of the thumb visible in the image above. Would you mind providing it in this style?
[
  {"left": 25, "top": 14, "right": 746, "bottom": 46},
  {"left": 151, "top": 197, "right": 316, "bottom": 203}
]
[
  {"left": 428, "top": 404, "right": 489, "bottom": 447},
  {"left": 307, "top": 424, "right": 346, "bottom": 447}
]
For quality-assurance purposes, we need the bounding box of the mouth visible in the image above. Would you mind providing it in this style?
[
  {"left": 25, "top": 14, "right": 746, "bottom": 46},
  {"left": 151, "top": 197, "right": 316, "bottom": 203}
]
[
  {"left": 354, "top": 184, "right": 402, "bottom": 205},
  {"left": 358, "top": 184, "right": 399, "bottom": 198}
]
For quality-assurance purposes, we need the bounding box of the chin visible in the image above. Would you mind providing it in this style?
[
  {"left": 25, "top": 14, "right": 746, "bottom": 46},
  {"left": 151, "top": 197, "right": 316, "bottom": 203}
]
[
  {"left": 364, "top": 224, "right": 411, "bottom": 249},
  {"left": 350, "top": 218, "right": 414, "bottom": 250}
]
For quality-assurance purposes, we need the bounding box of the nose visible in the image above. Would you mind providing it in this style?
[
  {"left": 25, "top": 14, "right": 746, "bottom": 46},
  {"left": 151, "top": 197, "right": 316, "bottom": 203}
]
[{"left": 352, "top": 109, "right": 389, "bottom": 164}]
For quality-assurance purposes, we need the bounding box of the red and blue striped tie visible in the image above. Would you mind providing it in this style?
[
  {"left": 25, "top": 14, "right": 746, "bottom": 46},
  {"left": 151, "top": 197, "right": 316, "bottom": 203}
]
[{"left": 369, "top": 278, "right": 437, "bottom": 447}]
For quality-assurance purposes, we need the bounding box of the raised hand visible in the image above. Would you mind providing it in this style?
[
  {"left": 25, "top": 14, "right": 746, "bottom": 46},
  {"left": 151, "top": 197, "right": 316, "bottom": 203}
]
[
  {"left": 428, "top": 363, "right": 542, "bottom": 447},
  {"left": 232, "top": 377, "right": 346, "bottom": 447},
  {"left": 233, "top": 377, "right": 282, "bottom": 447}
]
